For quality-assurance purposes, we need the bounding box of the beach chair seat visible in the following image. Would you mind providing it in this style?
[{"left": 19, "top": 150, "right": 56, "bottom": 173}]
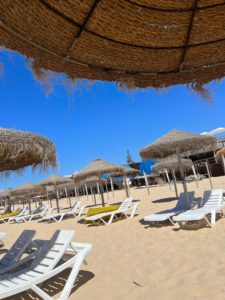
[
  {"left": 85, "top": 198, "right": 138, "bottom": 225},
  {"left": 15, "top": 204, "right": 50, "bottom": 223},
  {"left": 143, "top": 192, "right": 195, "bottom": 225},
  {"left": 173, "top": 189, "right": 225, "bottom": 228},
  {"left": 0, "top": 207, "right": 28, "bottom": 224},
  {"left": 0, "top": 230, "right": 92, "bottom": 300},
  {"left": 40, "top": 201, "right": 86, "bottom": 222}
]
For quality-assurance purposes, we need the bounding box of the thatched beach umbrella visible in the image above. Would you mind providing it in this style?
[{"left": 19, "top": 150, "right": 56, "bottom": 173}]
[
  {"left": 0, "top": 2, "right": 225, "bottom": 93},
  {"left": 38, "top": 174, "right": 72, "bottom": 212},
  {"left": 0, "top": 189, "right": 12, "bottom": 208},
  {"left": 110, "top": 166, "right": 140, "bottom": 196},
  {"left": 54, "top": 178, "right": 75, "bottom": 208},
  {"left": 152, "top": 157, "right": 193, "bottom": 198},
  {"left": 0, "top": 128, "right": 56, "bottom": 174},
  {"left": 140, "top": 130, "right": 217, "bottom": 205},
  {"left": 11, "top": 182, "right": 46, "bottom": 213},
  {"left": 73, "top": 158, "right": 125, "bottom": 206}
]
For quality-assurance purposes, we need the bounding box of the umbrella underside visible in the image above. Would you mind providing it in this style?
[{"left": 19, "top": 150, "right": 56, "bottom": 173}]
[{"left": 0, "top": 1, "right": 225, "bottom": 92}]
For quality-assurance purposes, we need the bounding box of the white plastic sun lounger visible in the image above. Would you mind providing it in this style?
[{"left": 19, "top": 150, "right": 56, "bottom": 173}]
[
  {"left": 0, "top": 230, "right": 92, "bottom": 300},
  {"left": 40, "top": 201, "right": 86, "bottom": 222},
  {"left": 0, "top": 232, "right": 6, "bottom": 246},
  {"left": 143, "top": 191, "right": 195, "bottom": 225},
  {"left": 0, "top": 230, "right": 36, "bottom": 275},
  {"left": 0, "top": 207, "right": 29, "bottom": 224},
  {"left": 85, "top": 197, "right": 138, "bottom": 225},
  {"left": 14, "top": 204, "right": 50, "bottom": 223},
  {"left": 173, "top": 189, "right": 225, "bottom": 228}
]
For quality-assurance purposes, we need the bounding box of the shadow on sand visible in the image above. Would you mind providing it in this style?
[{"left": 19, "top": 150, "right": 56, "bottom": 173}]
[
  {"left": 152, "top": 197, "right": 177, "bottom": 204},
  {"left": 5, "top": 269, "right": 95, "bottom": 300}
]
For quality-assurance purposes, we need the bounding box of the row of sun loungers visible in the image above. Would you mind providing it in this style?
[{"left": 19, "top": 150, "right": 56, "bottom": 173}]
[
  {"left": 0, "top": 198, "right": 138, "bottom": 226},
  {"left": 144, "top": 189, "right": 225, "bottom": 228},
  {"left": 0, "top": 229, "right": 92, "bottom": 300}
]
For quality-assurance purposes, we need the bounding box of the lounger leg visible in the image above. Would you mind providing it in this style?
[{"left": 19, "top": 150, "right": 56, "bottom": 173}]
[
  {"left": 58, "top": 253, "right": 85, "bottom": 300},
  {"left": 205, "top": 217, "right": 213, "bottom": 228},
  {"left": 107, "top": 213, "right": 115, "bottom": 225},
  {"left": 211, "top": 210, "right": 216, "bottom": 226},
  {"left": 59, "top": 214, "right": 64, "bottom": 222},
  {"left": 130, "top": 204, "right": 138, "bottom": 218},
  {"left": 31, "top": 284, "right": 53, "bottom": 300},
  {"left": 78, "top": 206, "right": 86, "bottom": 217},
  {"left": 168, "top": 218, "right": 176, "bottom": 226}
]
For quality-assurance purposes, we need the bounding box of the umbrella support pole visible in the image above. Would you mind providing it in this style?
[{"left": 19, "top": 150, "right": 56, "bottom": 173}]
[
  {"left": 99, "top": 184, "right": 105, "bottom": 207},
  {"left": 143, "top": 171, "right": 150, "bottom": 195},
  {"left": 176, "top": 149, "right": 189, "bottom": 207},
  {"left": 54, "top": 184, "right": 60, "bottom": 213},
  {"left": 123, "top": 176, "right": 129, "bottom": 198},
  {"left": 205, "top": 161, "right": 213, "bottom": 189},
  {"left": 105, "top": 183, "right": 109, "bottom": 200},
  {"left": 171, "top": 169, "right": 179, "bottom": 198},
  {"left": 110, "top": 177, "right": 114, "bottom": 197},
  {"left": 192, "top": 165, "right": 198, "bottom": 188},
  {"left": 164, "top": 169, "right": 172, "bottom": 191}
]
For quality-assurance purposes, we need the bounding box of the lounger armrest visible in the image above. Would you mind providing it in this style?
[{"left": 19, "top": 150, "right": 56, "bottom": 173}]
[{"left": 70, "top": 242, "right": 93, "bottom": 260}]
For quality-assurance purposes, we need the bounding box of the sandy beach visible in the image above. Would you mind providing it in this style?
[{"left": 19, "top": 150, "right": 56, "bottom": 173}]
[{"left": 1, "top": 176, "right": 225, "bottom": 300}]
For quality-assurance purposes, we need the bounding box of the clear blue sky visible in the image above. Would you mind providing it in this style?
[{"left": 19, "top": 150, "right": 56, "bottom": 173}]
[{"left": 0, "top": 50, "right": 224, "bottom": 189}]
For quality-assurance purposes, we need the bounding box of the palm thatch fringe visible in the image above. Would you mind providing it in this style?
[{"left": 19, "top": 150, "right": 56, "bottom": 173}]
[
  {"left": 0, "top": 128, "right": 56, "bottom": 175},
  {"left": 1, "top": 1, "right": 225, "bottom": 97}
]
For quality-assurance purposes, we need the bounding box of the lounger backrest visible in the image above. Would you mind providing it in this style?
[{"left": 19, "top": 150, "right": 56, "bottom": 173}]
[
  {"left": 71, "top": 201, "right": 82, "bottom": 212},
  {"left": 18, "top": 207, "right": 27, "bottom": 216},
  {"left": 0, "top": 230, "right": 36, "bottom": 267},
  {"left": 32, "top": 230, "right": 75, "bottom": 273},
  {"left": 202, "top": 189, "right": 223, "bottom": 208},
  {"left": 175, "top": 191, "right": 195, "bottom": 210},
  {"left": 118, "top": 198, "right": 133, "bottom": 211},
  {"left": 0, "top": 230, "right": 75, "bottom": 281},
  {"left": 32, "top": 205, "right": 44, "bottom": 215}
]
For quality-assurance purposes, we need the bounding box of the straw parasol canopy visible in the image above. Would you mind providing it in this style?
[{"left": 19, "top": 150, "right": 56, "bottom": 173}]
[
  {"left": 140, "top": 130, "right": 217, "bottom": 204},
  {"left": 1, "top": 2, "right": 225, "bottom": 93},
  {"left": 73, "top": 158, "right": 126, "bottom": 205},
  {"left": 0, "top": 127, "right": 56, "bottom": 175},
  {"left": 152, "top": 157, "right": 193, "bottom": 173},
  {"left": 110, "top": 166, "right": 140, "bottom": 178},
  {"left": 38, "top": 174, "right": 72, "bottom": 186},
  {"left": 38, "top": 174, "right": 73, "bottom": 212},
  {"left": 73, "top": 159, "right": 125, "bottom": 182},
  {"left": 10, "top": 182, "right": 46, "bottom": 199},
  {"left": 215, "top": 147, "right": 225, "bottom": 161},
  {"left": 140, "top": 130, "right": 217, "bottom": 159},
  {"left": 0, "top": 189, "right": 12, "bottom": 201}
]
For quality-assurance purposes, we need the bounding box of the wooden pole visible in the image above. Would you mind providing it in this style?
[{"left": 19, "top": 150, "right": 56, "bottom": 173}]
[
  {"left": 192, "top": 165, "right": 198, "bottom": 187},
  {"left": 171, "top": 169, "right": 179, "bottom": 198},
  {"left": 205, "top": 161, "right": 213, "bottom": 189},
  {"left": 105, "top": 182, "right": 109, "bottom": 200},
  {"left": 164, "top": 169, "right": 172, "bottom": 190},
  {"left": 110, "top": 176, "right": 114, "bottom": 197},
  {"left": 143, "top": 171, "right": 150, "bottom": 195},
  {"left": 123, "top": 176, "right": 129, "bottom": 198},
  {"left": 176, "top": 149, "right": 189, "bottom": 206},
  {"left": 84, "top": 184, "right": 89, "bottom": 201},
  {"left": 54, "top": 183, "right": 60, "bottom": 213}
]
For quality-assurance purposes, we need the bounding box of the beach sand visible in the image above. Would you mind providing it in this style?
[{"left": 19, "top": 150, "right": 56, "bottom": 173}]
[{"left": 1, "top": 176, "right": 225, "bottom": 300}]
